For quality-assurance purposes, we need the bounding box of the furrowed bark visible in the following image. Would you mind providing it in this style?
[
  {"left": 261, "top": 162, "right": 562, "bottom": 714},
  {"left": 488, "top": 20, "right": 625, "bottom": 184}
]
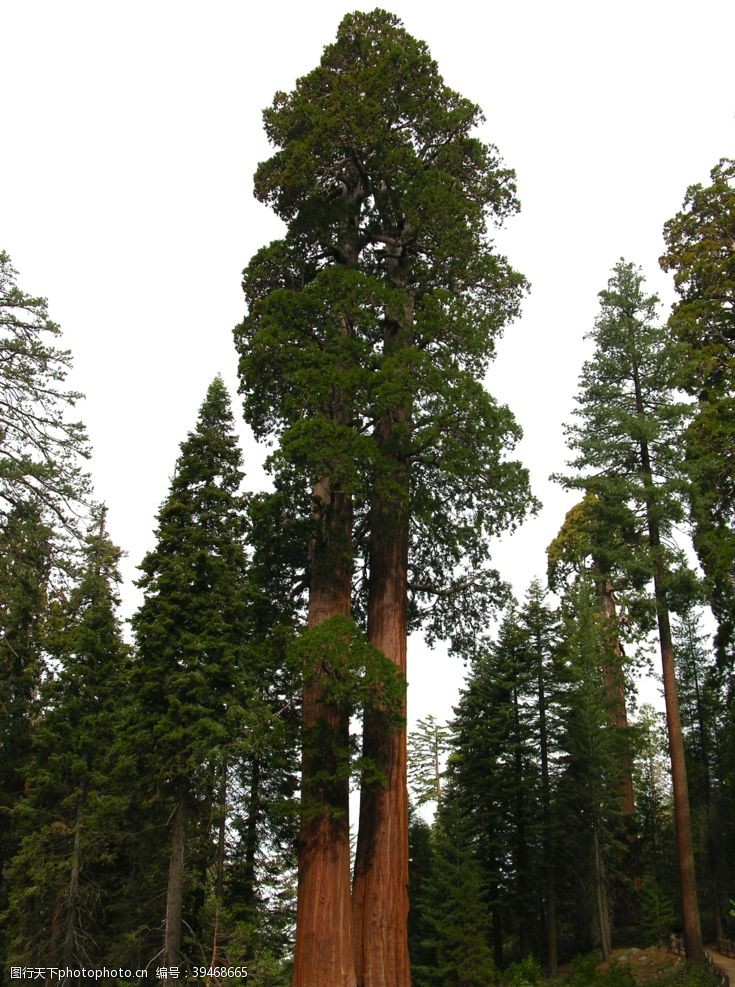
[
  {"left": 353, "top": 253, "right": 412, "bottom": 987},
  {"left": 292, "top": 478, "right": 355, "bottom": 987}
]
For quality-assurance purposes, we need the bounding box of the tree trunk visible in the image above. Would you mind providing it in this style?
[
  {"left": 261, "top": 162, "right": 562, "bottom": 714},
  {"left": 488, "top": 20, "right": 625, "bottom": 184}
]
[
  {"left": 352, "top": 499, "right": 410, "bottom": 987},
  {"left": 163, "top": 795, "right": 187, "bottom": 982},
  {"left": 292, "top": 477, "right": 355, "bottom": 987},
  {"left": 208, "top": 763, "right": 227, "bottom": 981},
  {"left": 241, "top": 756, "right": 261, "bottom": 919},
  {"left": 652, "top": 567, "right": 704, "bottom": 961},
  {"left": 352, "top": 252, "right": 412, "bottom": 987},
  {"left": 61, "top": 783, "right": 87, "bottom": 979},
  {"left": 632, "top": 370, "right": 704, "bottom": 963},
  {"left": 596, "top": 576, "right": 635, "bottom": 817},
  {"left": 537, "top": 644, "right": 557, "bottom": 975},
  {"left": 592, "top": 822, "right": 612, "bottom": 962}
]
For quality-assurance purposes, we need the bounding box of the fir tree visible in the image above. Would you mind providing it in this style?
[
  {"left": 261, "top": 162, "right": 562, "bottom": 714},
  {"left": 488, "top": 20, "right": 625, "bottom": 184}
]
[
  {"left": 558, "top": 260, "right": 703, "bottom": 960},
  {"left": 4, "top": 507, "right": 129, "bottom": 969},
  {"left": 130, "top": 376, "right": 252, "bottom": 976}
]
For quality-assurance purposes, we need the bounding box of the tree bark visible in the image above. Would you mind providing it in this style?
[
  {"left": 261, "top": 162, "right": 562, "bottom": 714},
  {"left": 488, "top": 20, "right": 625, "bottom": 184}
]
[
  {"left": 352, "top": 499, "right": 410, "bottom": 987},
  {"left": 163, "top": 795, "right": 187, "bottom": 982},
  {"left": 592, "top": 822, "right": 612, "bottom": 962},
  {"left": 596, "top": 577, "right": 636, "bottom": 817},
  {"left": 61, "top": 783, "right": 87, "bottom": 979},
  {"left": 352, "top": 252, "right": 412, "bottom": 987},
  {"left": 631, "top": 365, "right": 704, "bottom": 963},
  {"left": 292, "top": 478, "right": 355, "bottom": 987},
  {"left": 208, "top": 763, "right": 227, "bottom": 981}
]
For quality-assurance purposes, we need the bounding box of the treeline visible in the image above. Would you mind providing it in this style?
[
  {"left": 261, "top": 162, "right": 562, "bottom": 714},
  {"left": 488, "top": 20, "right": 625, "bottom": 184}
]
[
  {"left": 0, "top": 283, "right": 302, "bottom": 981},
  {"left": 1, "top": 8, "right": 734, "bottom": 987}
]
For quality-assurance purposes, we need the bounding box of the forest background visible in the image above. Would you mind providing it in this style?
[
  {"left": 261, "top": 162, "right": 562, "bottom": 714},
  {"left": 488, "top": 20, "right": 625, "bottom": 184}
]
[{"left": 3, "top": 0, "right": 735, "bottom": 983}]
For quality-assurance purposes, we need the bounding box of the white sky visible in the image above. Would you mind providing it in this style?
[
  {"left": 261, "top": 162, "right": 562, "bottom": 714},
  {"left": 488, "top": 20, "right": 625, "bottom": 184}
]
[{"left": 3, "top": 0, "right": 734, "bottom": 731}]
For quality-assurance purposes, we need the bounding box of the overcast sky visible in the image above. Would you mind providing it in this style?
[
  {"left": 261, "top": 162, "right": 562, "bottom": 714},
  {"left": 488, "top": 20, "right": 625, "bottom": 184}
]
[{"left": 3, "top": 0, "right": 734, "bottom": 729}]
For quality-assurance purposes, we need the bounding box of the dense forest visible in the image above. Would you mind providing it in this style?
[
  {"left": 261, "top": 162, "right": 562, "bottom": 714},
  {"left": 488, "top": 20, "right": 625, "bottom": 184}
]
[{"left": 1, "top": 9, "right": 734, "bottom": 987}]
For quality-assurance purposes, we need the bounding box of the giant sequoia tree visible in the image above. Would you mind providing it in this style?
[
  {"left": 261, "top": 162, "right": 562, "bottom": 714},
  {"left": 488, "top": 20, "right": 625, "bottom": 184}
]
[
  {"left": 235, "top": 10, "right": 532, "bottom": 986},
  {"left": 558, "top": 260, "right": 703, "bottom": 961}
]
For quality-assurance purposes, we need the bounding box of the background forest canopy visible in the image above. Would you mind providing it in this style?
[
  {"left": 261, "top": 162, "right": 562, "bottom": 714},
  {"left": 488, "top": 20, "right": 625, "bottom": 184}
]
[{"left": 1, "top": 4, "right": 734, "bottom": 987}]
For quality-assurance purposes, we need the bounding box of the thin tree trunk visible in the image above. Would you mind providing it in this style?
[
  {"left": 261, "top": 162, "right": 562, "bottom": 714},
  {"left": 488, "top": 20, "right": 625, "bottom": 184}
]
[
  {"left": 592, "top": 822, "right": 612, "bottom": 962},
  {"left": 352, "top": 253, "right": 412, "bottom": 987},
  {"left": 208, "top": 763, "right": 227, "bottom": 980},
  {"left": 632, "top": 367, "right": 704, "bottom": 963},
  {"left": 292, "top": 477, "right": 355, "bottom": 987},
  {"left": 241, "top": 757, "right": 261, "bottom": 918},
  {"left": 163, "top": 795, "right": 187, "bottom": 982},
  {"left": 512, "top": 683, "right": 531, "bottom": 957},
  {"left": 61, "top": 782, "right": 87, "bottom": 978},
  {"left": 537, "top": 642, "right": 557, "bottom": 975},
  {"left": 596, "top": 577, "right": 635, "bottom": 816},
  {"left": 688, "top": 643, "right": 724, "bottom": 938}
]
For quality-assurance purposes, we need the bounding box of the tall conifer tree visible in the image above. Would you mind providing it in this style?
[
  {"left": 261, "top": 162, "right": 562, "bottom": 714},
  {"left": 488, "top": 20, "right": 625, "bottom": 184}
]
[
  {"left": 558, "top": 260, "right": 703, "bottom": 960},
  {"left": 131, "top": 377, "right": 251, "bottom": 976},
  {"left": 4, "top": 508, "right": 128, "bottom": 967}
]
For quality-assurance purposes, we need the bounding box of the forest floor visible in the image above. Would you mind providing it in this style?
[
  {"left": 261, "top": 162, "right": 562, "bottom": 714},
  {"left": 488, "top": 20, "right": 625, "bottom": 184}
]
[{"left": 597, "top": 946, "right": 682, "bottom": 982}]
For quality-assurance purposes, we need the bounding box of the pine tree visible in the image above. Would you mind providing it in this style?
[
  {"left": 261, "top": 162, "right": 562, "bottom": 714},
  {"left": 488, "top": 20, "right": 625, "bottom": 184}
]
[
  {"left": 4, "top": 507, "right": 129, "bottom": 969},
  {"left": 235, "top": 13, "right": 532, "bottom": 983},
  {"left": 130, "top": 377, "right": 252, "bottom": 977},
  {"left": 558, "top": 260, "right": 703, "bottom": 960}
]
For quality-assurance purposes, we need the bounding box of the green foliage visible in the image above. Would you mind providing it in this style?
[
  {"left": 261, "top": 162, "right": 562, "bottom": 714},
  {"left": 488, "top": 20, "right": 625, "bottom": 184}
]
[
  {"left": 415, "top": 806, "right": 498, "bottom": 987},
  {"left": 0, "top": 251, "right": 91, "bottom": 544},
  {"left": 653, "top": 961, "right": 721, "bottom": 986},
  {"left": 288, "top": 613, "right": 404, "bottom": 721},
  {"left": 408, "top": 714, "right": 450, "bottom": 809},
  {"left": 503, "top": 955, "right": 543, "bottom": 985},
  {"left": 4, "top": 508, "right": 129, "bottom": 965},
  {"left": 661, "top": 159, "right": 735, "bottom": 660},
  {"left": 235, "top": 7, "right": 536, "bottom": 656}
]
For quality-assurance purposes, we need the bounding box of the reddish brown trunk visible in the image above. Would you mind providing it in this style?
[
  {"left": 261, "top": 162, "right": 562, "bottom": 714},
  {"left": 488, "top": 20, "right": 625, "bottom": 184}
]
[
  {"left": 292, "top": 477, "right": 355, "bottom": 987},
  {"left": 630, "top": 365, "right": 702, "bottom": 961},
  {"left": 597, "top": 578, "right": 635, "bottom": 816},
  {"left": 352, "top": 250, "right": 412, "bottom": 987},
  {"left": 352, "top": 499, "right": 410, "bottom": 987},
  {"left": 654, "top": 567, "right": 704, "bottom": 963}
]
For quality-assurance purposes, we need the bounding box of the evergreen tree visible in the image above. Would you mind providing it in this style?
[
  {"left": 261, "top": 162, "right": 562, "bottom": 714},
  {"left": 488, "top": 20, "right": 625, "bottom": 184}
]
[
  {"left": 407, "top": 715, "right": 450, "bottom": 810},
  {"left": 4, "top": 508, "right": 129, "bottom": 969},
  {"left": 555, "top": 577, "right": 624, "bottom": 961},
  {"left": 129, "top": 376, "right": 253, "bottom": 977},
  {"left": 558, "top": 260, "right": 703, "bottom": 960},
  {"left": 0, "top": 251, "right": 91, "bottom": 543},
  {"left": 447, "top": 599, "right": 554, "bottom": 967},
  {"left": 673, "top": 610, "right": 727, "bottom": 938},
  {"left": 660, "top": 159, "right": 735, "bottom": 663},
  {"left": 235, "top": 13, "right": 533, "bottom": 983},
  {"left": 0, "top": 501, "right": 53, "bottom": 973},
  {"left": 417, "top": 805, "right": 497, "bottom": 987}
]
